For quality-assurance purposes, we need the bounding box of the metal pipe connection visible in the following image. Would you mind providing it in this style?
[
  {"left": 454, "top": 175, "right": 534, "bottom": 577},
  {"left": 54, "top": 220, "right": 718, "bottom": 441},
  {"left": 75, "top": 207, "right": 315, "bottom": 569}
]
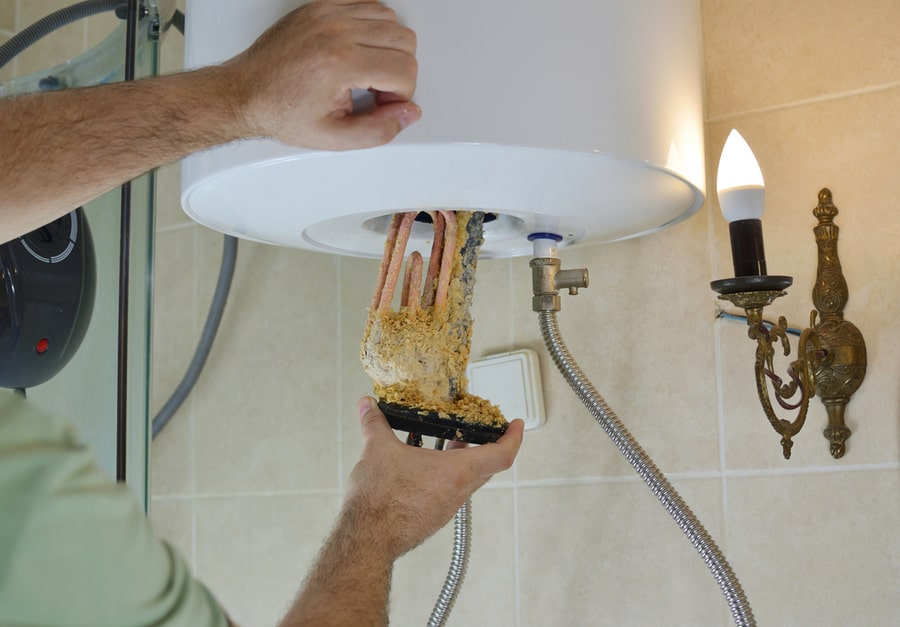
[{"left": 530, "top": 257, "right": 589, "bottom": 312}]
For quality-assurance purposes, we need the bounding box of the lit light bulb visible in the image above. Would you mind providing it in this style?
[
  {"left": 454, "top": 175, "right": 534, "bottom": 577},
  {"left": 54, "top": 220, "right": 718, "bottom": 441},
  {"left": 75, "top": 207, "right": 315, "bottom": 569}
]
[
  {"left": 717, "top": 129, "right": 768, "bottom": 277},
  {"left": 716, "top": 129, "right": 765, "bottom": 223}
]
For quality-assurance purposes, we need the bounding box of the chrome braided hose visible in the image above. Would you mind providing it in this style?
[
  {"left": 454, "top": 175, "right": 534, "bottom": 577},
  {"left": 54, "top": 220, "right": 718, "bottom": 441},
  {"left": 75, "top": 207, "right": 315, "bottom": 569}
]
[
  {"left": 539, "top": 310, "right": 755, "bottom": 627},
  {"left": 427, "top": 498, "right": 472, "bottom": 627}
]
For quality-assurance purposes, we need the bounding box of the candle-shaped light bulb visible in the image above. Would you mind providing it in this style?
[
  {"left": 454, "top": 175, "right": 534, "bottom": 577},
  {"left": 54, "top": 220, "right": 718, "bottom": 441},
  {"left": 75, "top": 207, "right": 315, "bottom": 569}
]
[
  {"left": 717, "top": 129, "right": 765, "bottom": 221},
  {"left": 717, "top": 129, "right": 768, "bottom": 277}
]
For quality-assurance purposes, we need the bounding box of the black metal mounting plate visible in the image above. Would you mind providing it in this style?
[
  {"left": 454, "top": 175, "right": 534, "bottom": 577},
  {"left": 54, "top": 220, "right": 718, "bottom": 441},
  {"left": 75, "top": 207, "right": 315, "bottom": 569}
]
[{"left": 377, "top": 400, "right": 508, "bottom": 445}]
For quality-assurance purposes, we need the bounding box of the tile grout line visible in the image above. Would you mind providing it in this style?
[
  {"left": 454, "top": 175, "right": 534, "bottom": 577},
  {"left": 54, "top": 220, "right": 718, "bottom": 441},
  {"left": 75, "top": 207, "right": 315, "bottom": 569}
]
[
  {"left": 191, "top": 494, "right": 198, "bottom": 574},
  {"left": 704, "top": 159, "right": 730, "bottom": 528},
  {"left": 707, "top": 82, "right": 900, "bottom": 123},
  {"left": 508, "top": 257, "right": 521, "bottom": 627},
  {"left": 4, "top": 0, "right": 22, "bottom": 78},
  {"left": 189, "top": 393, "right": 198, "bottom": 573},
  {"left": 190, "top": 225, "right": 199, "bottom": 573},
  {"left": 515, "top": 475, "right": 689, "bottom": 489},
  {"left": 155, "top": 221, "right": 197, "bottom": 235},
  {"left": 151, "top": 459, "right": 900, "bottom": 502},
  {"left": 9, "top": 0, "right": 18, "bottom": 78},
  {"left": 509, "top": 460, "right": 900, "bottom": 489},
  {"left": 512, "top": 460, "right": 521, "bottom": 627},
  {"left": 713, "top": 316, "right": 730, "bottom": 548},
  {"left": 153, "top": 488, "right": 344, "bottom": 501},
  {"left": 336, "top": 256, "right": 344, "bottom": 495},
  {"left": 723, "top": 461, "right": 900, "bottom": 478}
]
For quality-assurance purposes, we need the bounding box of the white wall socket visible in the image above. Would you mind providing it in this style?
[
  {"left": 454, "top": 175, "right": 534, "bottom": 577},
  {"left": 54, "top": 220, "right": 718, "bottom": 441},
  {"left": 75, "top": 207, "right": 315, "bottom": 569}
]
[{"left": 466, "top": 348, "right": 546, "bottom": 431}]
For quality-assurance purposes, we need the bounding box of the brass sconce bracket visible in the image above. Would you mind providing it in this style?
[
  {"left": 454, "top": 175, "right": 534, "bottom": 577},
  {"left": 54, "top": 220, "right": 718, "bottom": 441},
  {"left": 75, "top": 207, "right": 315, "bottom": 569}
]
[{"left": 713, "top": 189, "right": 867, "bottom": 459}]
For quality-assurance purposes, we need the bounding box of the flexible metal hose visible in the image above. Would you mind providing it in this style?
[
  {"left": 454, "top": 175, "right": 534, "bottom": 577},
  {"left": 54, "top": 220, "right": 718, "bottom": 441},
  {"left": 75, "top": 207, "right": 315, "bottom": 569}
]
[
  {"left": 427, "top": 498, "right": 472, "bottom": 627},
  {"left": 538, "top": 310, "right": 756, "bottom": 626}
]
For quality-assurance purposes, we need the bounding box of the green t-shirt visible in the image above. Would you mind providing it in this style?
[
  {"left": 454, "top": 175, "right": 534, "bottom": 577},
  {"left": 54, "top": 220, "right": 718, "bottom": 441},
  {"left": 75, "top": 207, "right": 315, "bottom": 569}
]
[{"left": 0, "top": 390, "right": 228, "bottom": 626}]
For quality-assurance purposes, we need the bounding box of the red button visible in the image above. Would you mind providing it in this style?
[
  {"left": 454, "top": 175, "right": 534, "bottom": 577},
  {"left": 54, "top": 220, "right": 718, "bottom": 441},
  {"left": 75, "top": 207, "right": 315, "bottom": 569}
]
[{"left": 35, "top": 338, "right": 49, "bottom": 354}]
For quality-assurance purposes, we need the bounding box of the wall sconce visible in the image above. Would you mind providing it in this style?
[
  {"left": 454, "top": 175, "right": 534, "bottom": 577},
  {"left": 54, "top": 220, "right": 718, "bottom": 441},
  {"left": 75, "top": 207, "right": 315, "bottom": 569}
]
[{"left": 710, "top": 130, "right": 867, "bottom": 460}]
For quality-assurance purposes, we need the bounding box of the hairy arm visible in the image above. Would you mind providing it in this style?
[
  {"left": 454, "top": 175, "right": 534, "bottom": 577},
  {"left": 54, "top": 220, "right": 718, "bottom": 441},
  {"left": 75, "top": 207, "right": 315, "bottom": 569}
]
[
  {"left": 0, "top": 0, "right": 420, "bottom": 243},
  {"left": 0, "top": 67, "right": 247, "bottom": 241},
  {"left": 284, "top": 497, "right": 396, "bottom": 626},
  {"left": 279, "top": 398, "right": 524, "bottom": 626}
]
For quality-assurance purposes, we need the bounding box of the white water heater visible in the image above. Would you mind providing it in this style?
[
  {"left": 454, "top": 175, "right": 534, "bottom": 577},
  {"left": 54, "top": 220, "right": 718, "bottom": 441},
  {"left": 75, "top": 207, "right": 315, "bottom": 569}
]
[{"left": 182, "top": 0, "right": 706, "bottom": 258}]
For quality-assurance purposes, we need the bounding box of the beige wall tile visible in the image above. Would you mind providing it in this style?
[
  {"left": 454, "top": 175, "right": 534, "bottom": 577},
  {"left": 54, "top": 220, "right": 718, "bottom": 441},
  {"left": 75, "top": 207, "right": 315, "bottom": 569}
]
[
  {"left": 151, "top": 396, "right": 194, "bottom": 496},
  {"left": 338, "top": 254, "right": 378, "bottom": 400},
  {"left": 191, "top": 225, "right": 228, "bottom": 320},
  {"left": 0, "top": 32, "right": 13, "bottom": 83},
  {"left": 84, "top": 11, "right": 120, "bottom": 50},
  {"left": 192, "top": 242, "right": 341, "bottom": 494},
  {"left": 716, "top": 318, "right": 792, "bottom": 467},
  {"left": 159, "top": 4, "right": 185, "bottom": 76},
  {"left": 154, "top": 162, "right": 193, "bottom": 230},
  {"left": 703, "top": 0, "right": 900, "bottom": 118},
  {"left": 727, "top": 470, "right": 900, "bottom": 626},
  {"left": 469, "top": 257, "right": 516, "bottom": 359},
  {"left": 515, "top": 213, "right": 722, "bottom": 480},
  {"left": 150, "top": 226, "right": 197, "bottom": 414},
  {"left": 518, "top": 479, "right": 729, "bottom": 626},
  {"left": 709, "top": 88, "right": 900, "bottom": 467},
  {"left": 0, "top": 0, "right": 14, "bottom": 32},
  {"left": 150, "top": 226, "right": 196, "bottom": 496},
  {"left": 339, "top": 255, "right": 381, "bottom": 485},
  {"left": 17, "top": 0, "right": 79, "bottom": 23},
  {"left": 149, "top": 497, "right": 194, "bottom": 571},
  {"left": 194, "top": 494, "right": 341, "bottom": 626}
]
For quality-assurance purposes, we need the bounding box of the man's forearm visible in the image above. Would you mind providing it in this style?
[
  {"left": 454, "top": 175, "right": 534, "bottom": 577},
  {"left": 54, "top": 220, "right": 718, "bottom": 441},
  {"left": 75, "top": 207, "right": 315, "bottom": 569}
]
[
  {"left": 0, "top": 0, "right": 421, "bottom": 244},
  {"left": 0, "top": 65, "right": 250, "bottom": 242},
  {"left": 280, "top": 498, "right": 395, "bottom": 627}
]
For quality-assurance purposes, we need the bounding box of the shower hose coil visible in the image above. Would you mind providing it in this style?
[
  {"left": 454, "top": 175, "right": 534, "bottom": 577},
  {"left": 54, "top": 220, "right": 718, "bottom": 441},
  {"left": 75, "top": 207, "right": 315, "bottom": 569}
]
[
  {"left": 539, "top": 310, "right": 756, "bottom": 627},
  {"left": 427, "top": 498, "right": 471, "bottom": 627}
]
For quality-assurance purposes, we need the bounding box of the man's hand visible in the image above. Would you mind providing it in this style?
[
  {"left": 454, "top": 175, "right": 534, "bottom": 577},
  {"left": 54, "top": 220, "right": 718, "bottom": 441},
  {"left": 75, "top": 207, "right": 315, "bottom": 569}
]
[
  {"left": 229, "top": 0, "right": 421, "bottom": 150},
  {"left": 347, "top": 396, "right": 524, "bottom": 558},
  {"left": 0, "top": 0, "right": 421, "bottom": 241}
]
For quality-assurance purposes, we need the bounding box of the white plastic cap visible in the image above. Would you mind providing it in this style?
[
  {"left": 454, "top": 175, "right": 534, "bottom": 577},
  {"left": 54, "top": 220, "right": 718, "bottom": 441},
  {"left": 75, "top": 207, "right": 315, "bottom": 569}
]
[
  {"left": 716, "top": 130, "right": 765, "bottom": 222},
  {"left": 718, "top": 187, "right": 765, "bottom": 223}
]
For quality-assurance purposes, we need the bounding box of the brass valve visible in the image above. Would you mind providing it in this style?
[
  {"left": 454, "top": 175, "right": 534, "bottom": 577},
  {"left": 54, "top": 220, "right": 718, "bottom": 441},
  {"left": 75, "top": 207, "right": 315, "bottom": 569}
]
[{"left": 530, "top": 257, "right": 589, "bottom": 312}]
